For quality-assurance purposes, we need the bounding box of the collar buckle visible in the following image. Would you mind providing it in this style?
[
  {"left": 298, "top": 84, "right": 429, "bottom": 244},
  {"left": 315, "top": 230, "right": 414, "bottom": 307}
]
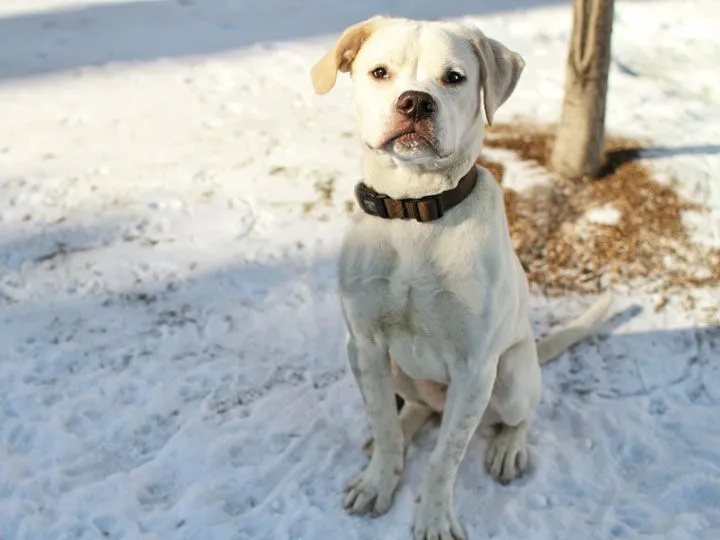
[{"left": 412, "top": 195, "right": 443, "bottom": 221}]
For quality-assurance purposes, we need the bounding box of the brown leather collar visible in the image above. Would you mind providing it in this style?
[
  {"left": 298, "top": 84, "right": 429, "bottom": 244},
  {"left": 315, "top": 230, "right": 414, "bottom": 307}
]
[{"left": 354, "top": 166, "right": 478, "bottom": 223}]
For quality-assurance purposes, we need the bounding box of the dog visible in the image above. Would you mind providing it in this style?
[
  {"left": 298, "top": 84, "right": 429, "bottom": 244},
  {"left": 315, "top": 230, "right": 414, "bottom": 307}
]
[{"left": 310, "top": 16, "right": 613, "bottom": 540}]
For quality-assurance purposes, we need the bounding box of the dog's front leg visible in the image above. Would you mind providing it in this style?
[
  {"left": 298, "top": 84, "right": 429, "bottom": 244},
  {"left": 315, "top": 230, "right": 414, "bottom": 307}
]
[
  {"left": 413, "top": 361, "right": 497, "bottom": 540},
  {"left": 344, "top": 333, "right": 404, "bottom": 517}
]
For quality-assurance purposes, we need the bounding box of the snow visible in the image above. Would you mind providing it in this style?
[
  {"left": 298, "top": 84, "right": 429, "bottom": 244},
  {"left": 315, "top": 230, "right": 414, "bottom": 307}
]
[
  {"left": 1, "top": 1, "right": 719, "bottom": 539},
  {"left": 584, "top": 204, "right": 622, "bottom": 226}
]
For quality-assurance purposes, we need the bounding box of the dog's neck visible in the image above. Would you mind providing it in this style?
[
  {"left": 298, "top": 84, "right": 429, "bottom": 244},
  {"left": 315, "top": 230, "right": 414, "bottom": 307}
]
[{"left": 359, "top": 126, "right": 484, "bottom": 200}]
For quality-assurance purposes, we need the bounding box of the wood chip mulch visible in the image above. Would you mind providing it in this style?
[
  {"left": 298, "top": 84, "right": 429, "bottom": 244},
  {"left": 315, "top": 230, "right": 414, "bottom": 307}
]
[{"left": 477, "top": 123, "right": 720, "bottom": 312}]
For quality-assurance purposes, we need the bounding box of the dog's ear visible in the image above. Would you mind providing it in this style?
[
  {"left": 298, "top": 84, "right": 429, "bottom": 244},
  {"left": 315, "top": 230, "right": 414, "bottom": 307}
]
[
  {"left": 310, "top": 16, "right": 388, "bottom": 95},
  {"left": 467, "top": 29, "right": 525, "bottom": 125}
]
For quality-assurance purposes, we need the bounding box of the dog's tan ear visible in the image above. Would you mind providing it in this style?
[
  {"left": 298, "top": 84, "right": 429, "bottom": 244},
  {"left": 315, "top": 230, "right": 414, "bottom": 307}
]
[
  {"left": 310, "top": 16, "right": 388, "bottom": 95},
  {"left": 468, "top": 29, "right": 525, "bottom": 125}
]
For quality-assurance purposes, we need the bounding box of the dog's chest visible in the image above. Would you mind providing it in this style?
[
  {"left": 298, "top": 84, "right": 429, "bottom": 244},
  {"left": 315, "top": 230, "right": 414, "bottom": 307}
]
[{"left": 339, "top": 226, "right": 478, "bottom": 383}]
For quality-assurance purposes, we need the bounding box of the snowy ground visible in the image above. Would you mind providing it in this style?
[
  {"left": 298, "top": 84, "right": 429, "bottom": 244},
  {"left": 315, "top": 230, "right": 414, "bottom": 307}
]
[{"left": 1, "top": 1, "right": 719, "bottom": 539}]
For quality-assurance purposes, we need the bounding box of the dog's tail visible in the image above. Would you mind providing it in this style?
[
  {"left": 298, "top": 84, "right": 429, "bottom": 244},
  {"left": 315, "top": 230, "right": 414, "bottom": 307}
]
[{"left": 536, "top": 293, "right": 613, "bottom": 365}]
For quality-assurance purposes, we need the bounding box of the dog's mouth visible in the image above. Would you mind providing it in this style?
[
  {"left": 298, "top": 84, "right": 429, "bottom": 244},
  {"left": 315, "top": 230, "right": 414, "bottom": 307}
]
[
  {"left": 381, "top": 124, "right": 439, "bottom": 156},
  {"left": 394, "top": 131, "right": 427, "bottom": 145}
]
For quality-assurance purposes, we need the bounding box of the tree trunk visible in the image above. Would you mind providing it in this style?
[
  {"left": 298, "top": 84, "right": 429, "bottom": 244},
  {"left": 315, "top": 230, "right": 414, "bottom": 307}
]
[{"left": 550, "top": 0, "right": 615, "bottom": 181}]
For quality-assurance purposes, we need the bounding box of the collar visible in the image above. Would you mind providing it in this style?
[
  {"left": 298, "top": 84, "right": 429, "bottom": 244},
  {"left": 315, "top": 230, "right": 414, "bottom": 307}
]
[{"left": 354, "top": 166, "right": 478, "bottom": 223}]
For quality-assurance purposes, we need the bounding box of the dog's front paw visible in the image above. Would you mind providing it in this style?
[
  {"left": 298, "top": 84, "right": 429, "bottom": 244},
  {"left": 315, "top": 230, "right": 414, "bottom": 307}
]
[
  {"left": 413, "top": 493, "right": 465, "bottom": 540},
  {"left": 344, "top": 455, "right": 402, "bottom": 516},
  {"left": 362, "top": 436, "right": 375, "bottom": 457}
]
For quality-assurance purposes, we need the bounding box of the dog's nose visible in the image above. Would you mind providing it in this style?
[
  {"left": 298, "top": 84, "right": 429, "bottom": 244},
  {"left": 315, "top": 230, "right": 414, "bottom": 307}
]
[{"left": 396, "top": 90, "right": 435, "bottom": 120}]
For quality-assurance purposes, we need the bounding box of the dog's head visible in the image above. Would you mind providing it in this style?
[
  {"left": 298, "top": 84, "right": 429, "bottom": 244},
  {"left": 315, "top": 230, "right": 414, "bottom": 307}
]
[{"left": 311, "top": 17, "right": 524, "bottom": 168}]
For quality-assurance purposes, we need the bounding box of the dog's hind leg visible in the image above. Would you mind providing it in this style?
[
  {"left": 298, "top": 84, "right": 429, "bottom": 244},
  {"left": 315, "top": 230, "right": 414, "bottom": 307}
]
[{"left": 485, "top": 331, "right": 541, "bottom": 484}]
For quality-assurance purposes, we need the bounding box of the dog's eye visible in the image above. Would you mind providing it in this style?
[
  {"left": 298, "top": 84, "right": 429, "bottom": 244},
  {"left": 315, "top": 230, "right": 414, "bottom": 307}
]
[
  {"left": 442, "top": 70, "right": 466, "bottom": 85},
  {"left": 370, "top": 66, "right": 389, "bottom": 80}
]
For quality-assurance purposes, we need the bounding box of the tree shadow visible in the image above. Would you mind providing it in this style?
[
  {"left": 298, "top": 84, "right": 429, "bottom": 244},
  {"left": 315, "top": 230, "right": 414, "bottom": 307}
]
[
  {"left": 0, "top": 0, "right": 565, "bottom": 83},
  {"left": 599, "top": 144, "right": 720, "bottom": 177},
  {"left": 0, "top": 218, "right": 130, "bottom": 271}
]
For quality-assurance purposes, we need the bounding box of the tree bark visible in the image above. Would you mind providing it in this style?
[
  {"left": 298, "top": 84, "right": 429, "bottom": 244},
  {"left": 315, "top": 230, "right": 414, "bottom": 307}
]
[{"left": 550, "top": 0, "right": 615, "bottom": 181}]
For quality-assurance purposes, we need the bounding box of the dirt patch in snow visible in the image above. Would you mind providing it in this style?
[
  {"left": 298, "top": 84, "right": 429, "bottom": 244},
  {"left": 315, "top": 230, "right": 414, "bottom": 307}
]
[{"left": 477, "top": 123, "right": 720, "bottom": 308}]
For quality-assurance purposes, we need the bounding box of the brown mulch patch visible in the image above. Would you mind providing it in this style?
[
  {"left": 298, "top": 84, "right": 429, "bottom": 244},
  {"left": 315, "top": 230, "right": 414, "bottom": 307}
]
[{"left": 476, "top": 123, "right": 720, "bottom": 304}]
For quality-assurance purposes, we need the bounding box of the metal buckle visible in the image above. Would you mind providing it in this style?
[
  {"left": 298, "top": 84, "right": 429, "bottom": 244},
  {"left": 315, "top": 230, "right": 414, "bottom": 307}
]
[
  {"left": 412, "top": 196, "right": 443, "bottom": 221},
  {"left": 355, "top": 183, "right": 389, "bottom": 218}
]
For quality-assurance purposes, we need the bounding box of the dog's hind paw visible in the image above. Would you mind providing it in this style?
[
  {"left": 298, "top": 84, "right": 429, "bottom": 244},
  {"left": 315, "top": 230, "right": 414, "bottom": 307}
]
[{"left": 485, "top": 422, "right": 529, "bottom": 484}]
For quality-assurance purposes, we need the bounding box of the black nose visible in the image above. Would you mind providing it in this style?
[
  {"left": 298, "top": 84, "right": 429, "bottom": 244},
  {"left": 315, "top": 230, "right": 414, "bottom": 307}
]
[{"left": 396, "top": 90, "right": 435, "bottom": 120}]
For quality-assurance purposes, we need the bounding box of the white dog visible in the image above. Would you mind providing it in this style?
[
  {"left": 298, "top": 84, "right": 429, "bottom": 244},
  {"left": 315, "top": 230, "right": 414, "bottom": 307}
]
[{"left": 311, "top": 16, "right": 612, "bottom": 540}]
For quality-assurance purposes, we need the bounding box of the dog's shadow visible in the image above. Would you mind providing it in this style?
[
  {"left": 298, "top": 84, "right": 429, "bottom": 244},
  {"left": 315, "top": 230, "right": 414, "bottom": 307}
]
[{"left": 396, "top": 300, "right": 719, "bottom": 501}]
